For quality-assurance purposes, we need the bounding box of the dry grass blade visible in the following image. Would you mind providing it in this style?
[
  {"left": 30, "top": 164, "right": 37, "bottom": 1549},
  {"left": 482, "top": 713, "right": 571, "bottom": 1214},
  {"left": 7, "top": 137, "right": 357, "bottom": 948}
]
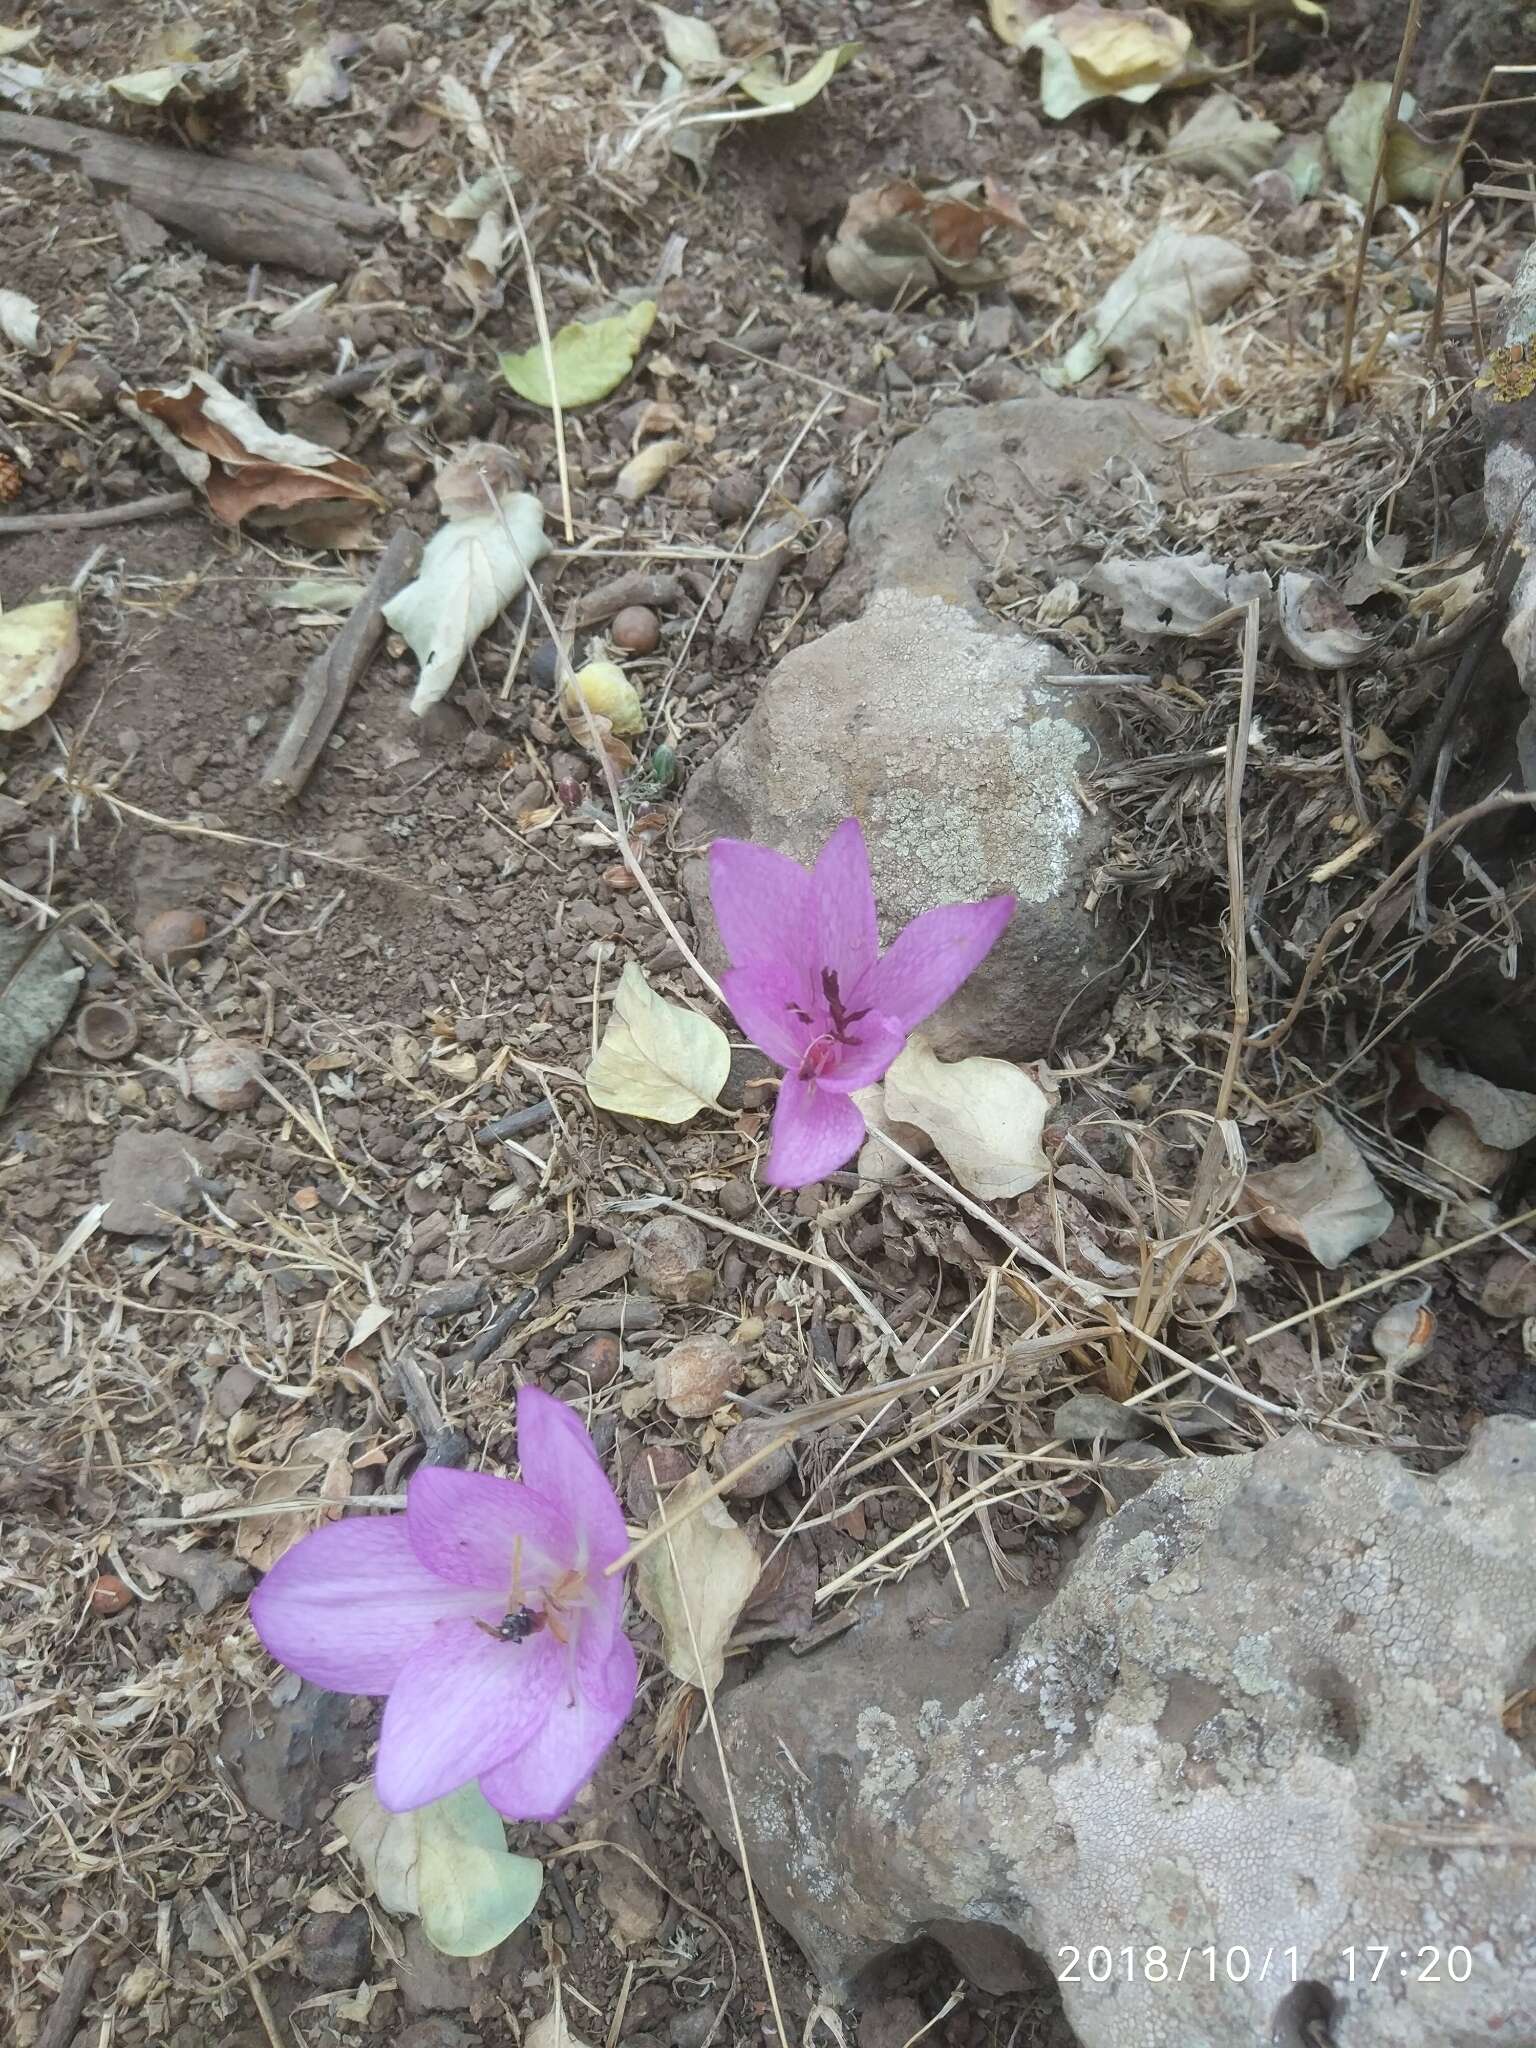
[{"left": 1337, "top": 0, "right": 1423, "bottom": 393}]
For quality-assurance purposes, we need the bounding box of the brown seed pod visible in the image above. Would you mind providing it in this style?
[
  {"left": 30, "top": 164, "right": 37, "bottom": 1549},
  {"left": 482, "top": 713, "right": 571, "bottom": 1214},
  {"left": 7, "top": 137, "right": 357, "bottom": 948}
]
[
  {"left": 139, "top": 908, "right": 209, "bottom": 965},
  {"left": 76, "top": 1000, "right": 139, "bottom": 1061},
  {"left": 611, "top": 605, "right": 660, "bottom": 654},
  {"left": 181, "top": 1037, "right": 264, "bottom": 1112},
  {"left": 90, "top": 1573, "right": 134, "bottom": 1616}
]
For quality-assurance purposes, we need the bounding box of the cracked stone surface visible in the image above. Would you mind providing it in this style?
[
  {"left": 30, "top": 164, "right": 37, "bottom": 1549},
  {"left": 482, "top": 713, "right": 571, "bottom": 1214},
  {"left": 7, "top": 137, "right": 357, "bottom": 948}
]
[
  {"left": 680, "top": 586, "right": 1121, "bottom": 1058},
  {"left": 685, "top": 1422, "right": 1536, "bottom": 2048}
]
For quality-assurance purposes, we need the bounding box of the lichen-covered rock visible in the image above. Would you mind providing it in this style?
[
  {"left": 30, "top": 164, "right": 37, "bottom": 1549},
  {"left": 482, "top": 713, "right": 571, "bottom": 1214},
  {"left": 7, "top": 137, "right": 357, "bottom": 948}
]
[
  {"left": 680, "top": 589, "right": 1120, "bottom": 1057},
  {"left": 685, "top": 1422, "right": 1536, "bottom": 2047}
]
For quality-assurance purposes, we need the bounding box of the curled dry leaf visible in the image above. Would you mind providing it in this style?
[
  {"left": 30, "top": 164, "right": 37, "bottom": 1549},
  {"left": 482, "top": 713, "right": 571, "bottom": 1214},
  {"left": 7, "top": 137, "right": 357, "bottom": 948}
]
[
  {"left": 561, "top": 659, "right": 644, "bottom": 736},
  {"left": 121, "top": 371, "right": 377, "bottom": 528},
  {"left": 1413, "top": 1050, "right": 1536, "bottom": 1151},
  {"left": 335, "top": 1780, "right": 542, "bottom": 1957},
  {"left": 0, "top": 595, "right": 80, "bottom": 731},
  {"left": 736, "top": 41, "right": 860, "bottom": 111},
  {"left": 883, "top": 1034, "right": 1048, "bottom": 1200},
  {"left": 1084, "top": 553, "right": 1267, "bottom": 636},
  {"left": 1239, "top": 1111, "right": 1393, "bottom": 1268},
  {"left": 585, "top": 961, "right": 730, "bottom": 1125},
  {"left": 0, "top": 287, "right": 44, "bottom": 352},
  {"left": 285, "top": 34, "right": 358, "bottom": 110},
  {"left": 1018, "top": 4, "right": 1196, "bottom": 122},
  {"left": 1276, "top": 572, "right": 1376, "bottom": 669},
  {"left": 616, "top": 437, "right": 687, "bottom": 502},
  {"left": 1055, "top": 228, "right": 1252, "bottom": 384},
  {"left": 233, "top": 1425, "right": 352, "bottom": 1570},
  {"left": 500, "top": 302, "right": 657, "bottom": 411},
  {"left": 1164, "top": 90, "right": 1280, "bottom": 184},
  {"left": 382, "top": 489, "right": 549, "bottom": 715},
  {"left": 107, "top": 53, "right": 243, "bottom": 105},
  {"left": 636, "top": 1465, "right": 762, "bottom": 1695},
  {"left": 1325, "top": 84, "right": 1464, "bottom": 209},
  {"left": 651, "top": 2, "right": 725, "bottom": 79},
  {"left": 826, "top": 178, "right": 1029, "bottom": 307}
]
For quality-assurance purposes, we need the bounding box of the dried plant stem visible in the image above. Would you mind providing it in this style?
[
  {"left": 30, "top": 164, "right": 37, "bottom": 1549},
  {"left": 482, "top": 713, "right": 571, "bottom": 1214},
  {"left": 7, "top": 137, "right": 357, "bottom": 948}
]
[
  {"left": 202, "top": 1888, "right": 289, "bottom": 2048},
  {"left": 492, "top": 145, "right": 572, "bottom": 543},
  {"left": 647, "top": 1455, "right": 791, "bottom": 2048},
  {"left": 1214, "top": 599, "right": 1260, "bottom": 1120},
  {"left": 38, "top": 1938, "right": 102, "bottom": 2048},
  {"left": 0, "top": 489, "right": 193, "bottom": 535},
  {"left": 1337, "top": 0, "right": 1423, "bottom": 393}
]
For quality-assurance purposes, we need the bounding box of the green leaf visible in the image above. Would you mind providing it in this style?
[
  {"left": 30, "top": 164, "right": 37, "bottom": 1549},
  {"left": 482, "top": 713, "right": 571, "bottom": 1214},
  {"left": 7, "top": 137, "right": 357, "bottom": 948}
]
[
  {"left": 418, "top": 1784, "right": 544, "bottom": 1957},
  {"left": 499, "top": 302, "right": 657, "bottom": 410},
  {"left": 737, "top": 41, "right": 859, "bottom": 111},
  {"left": 334, "top": 1780, "right": 542, "bottom": 1959}
]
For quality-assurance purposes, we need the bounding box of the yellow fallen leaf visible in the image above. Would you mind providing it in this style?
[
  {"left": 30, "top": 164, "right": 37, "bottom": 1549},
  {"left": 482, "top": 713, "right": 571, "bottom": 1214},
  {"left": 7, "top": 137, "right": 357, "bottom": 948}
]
[
  {"left": 586, "top": 962, "right": 729, "bottom": 1125},
  {"left": 500, "top": 302, "right": 657, "bottom": 410},
  {"left": 561, "top": 659, "right": 644, "bottom": 736},
  {"left": 1020, "top": 4, "right": 1196, "bottom": 120},
  {"left": 0, "top": 596, "right": 80, "bottom": 733},
  {"left": 737, "top": 41, "right": 859, "bottom": 111},
  {"left": 883, "top": 1035, "right": 1048, "bottom": 1200},
  {"left": 636, "top": 1466, "right": 762, "bottom": 1694}
]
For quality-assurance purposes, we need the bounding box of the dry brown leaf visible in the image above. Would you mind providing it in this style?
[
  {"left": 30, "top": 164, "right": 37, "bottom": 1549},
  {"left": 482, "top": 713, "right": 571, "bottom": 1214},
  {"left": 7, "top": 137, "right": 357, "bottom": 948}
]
[
  {"left": 122, "top": 371, "right": 378, "bottom": 528},
  {"left": 1239, "top": 1112, "right": 1393, "bottom": 1268},
  {"left": 635, "top": 1465, "right": 761, "bottom": 1694},
  {"left": 826, "top": 178, "right": 1028, "bottom": 306},
  {"left": 233, "top": 1425, "right": 352, "bottom": 1570},
  {"left": 1275, "top": 573, "right": 1376, "bottom": 669}
]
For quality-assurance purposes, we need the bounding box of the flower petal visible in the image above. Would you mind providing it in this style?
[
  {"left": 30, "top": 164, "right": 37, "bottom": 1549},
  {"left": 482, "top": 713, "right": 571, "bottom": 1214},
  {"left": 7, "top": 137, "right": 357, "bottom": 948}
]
[
  {"left": 516, "top": 1387, "right": 628, "bottom": 1566},
  {"left": 478, "top": 1634, "right": 638, "bottom": 1823},
  {"left": 374, "top": 1619, "right": 564, "bottom": 1810},
  {"left": 719, "top": 964, "right": 812, "bottom": 1069},
  {"left": 823, "top": 1011, "right": 907, "bottom": 1091},
  {"left": 405, "top": 1466, "right": 573, "bottom": 1591},
  {"left": 250, "top": 1517, "right": 495, "bottom": 1695},
  {"left": 854, "top": 896, "right": 1016, "bottom": 1033},
  {"left": 766, "top": 1074, "right": 866, "bottom": 1187},
  {"left": 810, "top": 817, "right": 878, "bottom": 988},
  {"left": 708, "top": 838, "right": 812, "bottom": 971}
]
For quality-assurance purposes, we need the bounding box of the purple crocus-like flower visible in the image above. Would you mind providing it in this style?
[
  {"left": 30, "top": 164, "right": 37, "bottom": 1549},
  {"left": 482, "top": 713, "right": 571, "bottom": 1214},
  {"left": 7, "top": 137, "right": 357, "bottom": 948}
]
[
  {"left": 249, "top": 1387, "right": 635, "bottom": 1824},
  {"left": 709, "top": 817, "right": 1015, "bottom": 1188}
]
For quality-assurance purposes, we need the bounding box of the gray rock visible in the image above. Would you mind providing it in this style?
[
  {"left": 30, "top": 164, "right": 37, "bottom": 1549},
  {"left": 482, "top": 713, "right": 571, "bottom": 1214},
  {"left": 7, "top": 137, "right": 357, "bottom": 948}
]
[
  {"left": 1050, "top": 1390, "right": 1150, "bottom": 1444},
  {"left": 217, "top": 1682, "right": 366, "bottom": 1829},
  {"left": 685, "top": 1421, "right": 1536, "bottom": 2047},
  {"left": 100, "top": 1127, "right": 215, "bottom": 1234},
  {"left": 136, "top": 1541, "right": 254, "bottom": 1615},
  {"left": 398, "top": 1922, "right": 475, "bottom": 2014},
  {"left": 398, "top": 2026, "right": 482, "bottom": 2048},
  {"left": 680, "top": 589, "right": 1121, "bottom": 1058},
  {"left": 295, "top": 1907, "right": 371, "bottom": 1989},
  {"left": 824, "top": 382, "right": 1300, "bottom": 622}
]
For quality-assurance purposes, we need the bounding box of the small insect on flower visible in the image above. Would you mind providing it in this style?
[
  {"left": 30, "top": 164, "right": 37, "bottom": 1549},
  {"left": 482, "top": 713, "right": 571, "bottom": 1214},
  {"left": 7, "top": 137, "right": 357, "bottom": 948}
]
[
  {"left": 708, "top": 817, "right": 1015, "bottom": 1187},
  {"left": 249, "top": 1388, "right": 636, "bottom": 1824}
]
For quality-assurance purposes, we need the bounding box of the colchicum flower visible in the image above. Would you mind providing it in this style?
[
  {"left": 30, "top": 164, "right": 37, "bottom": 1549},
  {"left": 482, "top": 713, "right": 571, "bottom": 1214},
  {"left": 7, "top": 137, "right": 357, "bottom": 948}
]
[
  {"left": 250, "top": 1388, "right": 635, "bottom": 1823},
  {"left": 709, "top": 817, "right": 1015, "bottom": 1188}
]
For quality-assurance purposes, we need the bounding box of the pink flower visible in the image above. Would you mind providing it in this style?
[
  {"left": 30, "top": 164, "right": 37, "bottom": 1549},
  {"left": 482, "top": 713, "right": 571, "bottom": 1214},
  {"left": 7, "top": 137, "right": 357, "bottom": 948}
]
[
  {"left": 249, "top": 1388, "right": 636, "bottom": 1823},
  {"left": 709, "top": 818, "right": 1015, "bottom": 1188}
]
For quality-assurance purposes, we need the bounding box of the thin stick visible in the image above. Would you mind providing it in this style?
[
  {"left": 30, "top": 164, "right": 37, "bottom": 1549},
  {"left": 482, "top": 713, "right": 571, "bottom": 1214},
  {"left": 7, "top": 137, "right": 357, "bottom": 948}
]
[
  {"left": 647, "top": 1455, "right": 791, "bottom": 2048},
  {"left": 1214, "top": 597, "right": 1259, "bottom": 1120},
  {"left": 201, "top": 1889, "right": 288, "bottom": 2048},
  {"left": 1337, "top": 0, "right": 1423, "bottom": 393},
  {"left": 37, "top": 1938, "right": 101, "bottom": 2048},
  {"left": 0, "top": 489, "right": 194, "bottom": 535},
  {"left": 495, "top": 157, "right": 572, "bottom": 542}
]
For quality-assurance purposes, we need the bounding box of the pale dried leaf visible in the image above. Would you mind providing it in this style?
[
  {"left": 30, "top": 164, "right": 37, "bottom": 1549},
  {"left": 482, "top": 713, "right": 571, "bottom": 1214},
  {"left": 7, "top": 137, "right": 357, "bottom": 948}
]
[
  {"left": 436, "top": 73, "right": 491, "bottom": 153},
  {"left": 526, "top": 2000, "right": 596, "bottom": 2048},
  {"left": 0, "top": 595, "right": 79, "bottom": 731},
  {"left": 616, "top": 437, "right": 686, "bottom": 502},
  {"left": 1021, "top": 4, "right": 1195, "bottom": 121},
  {"left": 0, "top": 287, "right": 43, "bottom": 352},
  {"left": 636, "top": 1466, "right": 762, "bottom": 1694},
  {"left": 382, "top": 490, "right": 549, "bottom": 714},
  {"left": 1326, "top": 84, "right": 1463, "bottom": 208},
  {"left": 737, "top": 41, "right": 859, "bottom": 110},
  {"left": 586, "top": 962, "right": 729, "bottom": 1125},
  {"left": 1240, "top": 1111, "right": 1393, "bottom": 1268},
  {"left": 1056, "top": 228, "right": 1252, "bottom": 383},
  {"left": 651, "top": 3, "right": 726, "bottom": 79},
  {"left": 883, "top": 1035, "right": 1048, "bottom": 1199},
  {"left": 1414, "top": 1051, "right": 1536, "bottom": 1150},
  {"left": 335, "top": 1781, "right": 541, "bottom": 1956},
  {"left": 1085, "top": 553, "right": 1267, "bottom": 635},
  {"left": 1165, "top": 90, "right": 1280, "bottom": 183},
  {"left": 1276, "top": 572, "right": 1375, "bottom": 669},
  {"left": 285, "top": 36, "right": 356, "bottom": 110}
]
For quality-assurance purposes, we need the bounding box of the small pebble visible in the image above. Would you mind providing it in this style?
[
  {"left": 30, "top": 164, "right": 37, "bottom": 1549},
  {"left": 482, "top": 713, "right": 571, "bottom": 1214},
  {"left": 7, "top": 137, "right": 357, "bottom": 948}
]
[
  {"left": 709, "top": 471, "right": 757, "bottom": 523},
  {"left": 139, "top": 908, "right": 208, "bottom": 964},
  {"left": 572, "top": 1332, "right": 622, "bottom": 1390},
  {"left": 718, "top": 1417, "right": 794, "bottom": 1498},
  {"left": 612, "top": 605, "right": 660, "bottom": 654},
  {"left": 529, "top": 639, "right": 561, "bottom": 690},
  {"left": 90, "top": 1574, "right": 134, "bottom": 1616},
  {"left": 655, "top": 1335, "right": 743, "bottom": 1418}
]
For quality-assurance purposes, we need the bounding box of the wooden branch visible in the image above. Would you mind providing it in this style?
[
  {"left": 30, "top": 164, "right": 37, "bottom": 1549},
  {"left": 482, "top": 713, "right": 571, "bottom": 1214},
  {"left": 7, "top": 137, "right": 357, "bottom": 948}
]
[
  {"left": 38, "top": 1938, "right": 101, "bottom": 2048},
  {"left": 0, "top": 489, "right": 193, "bottom": 536},
  {"left": 263, "top": 529, "right": 421, "bottom": 799},
  {"left": 717, "top": 468, "right": 846, "bottom": 658},
  {"left": 0, "top": 113, "right": 391, "bottom": 278}
]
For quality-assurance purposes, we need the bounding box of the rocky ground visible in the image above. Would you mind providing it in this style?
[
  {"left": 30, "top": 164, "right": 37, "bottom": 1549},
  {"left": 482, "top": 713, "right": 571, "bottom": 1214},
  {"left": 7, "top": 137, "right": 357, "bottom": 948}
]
[{"left": 4, "top": 3, "right": 1536, "bottom": 2047}]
